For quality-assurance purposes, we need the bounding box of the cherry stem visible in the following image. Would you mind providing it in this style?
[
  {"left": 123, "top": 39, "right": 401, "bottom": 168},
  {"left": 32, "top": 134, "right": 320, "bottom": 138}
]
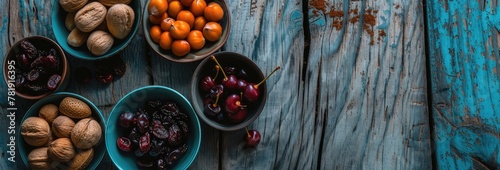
[
  {"left": 255, "top": 66, "right": 281, "bottom": 88},
  {"left": 212, "top": 94, "right": 220, "bottom": 108},
  {"left": 245, "top": 127, "right": 250, "bottom": 138},
  {"left": 214, "top": 65, "right": 220, "bottom": 80},
  {"left": 211, "top": 56, "right": 227, "bottom": 79}
]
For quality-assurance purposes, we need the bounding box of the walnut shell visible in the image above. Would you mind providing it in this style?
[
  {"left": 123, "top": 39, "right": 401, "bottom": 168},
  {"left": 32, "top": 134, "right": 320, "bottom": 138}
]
[
  {"left": 21, "top": 117, "right": 50, "bottom": 147},
  {"left": 67, "top": 28, "right": 90, "bottom": 47},
  {"left": 27, "top": 147, "right": 51, "bottom": 170},
  {"left": 75, "top": 2, "right": 107, "bottom": 32},
  {"left": 87, "top": 30, "right": 114, "bottom": 55},
  {"left": 59, "top": 0, "right": 88, "bottom": 12},
  {"left": 106, "top": 4, "right": 135, "bottom": 39},
  {"left": 59, "top": 97, "right": 92, "bottom": 119},
  {"left": 71, "top": 118, "right": 102, "bottom": 149},
  {"left": 44, "top": 130, "right": 55, "bottom": 147},
  {"left": 98, "top": 0, "right": 131, "bottom": 7},
  {"left": 48, "top": 138, "right": 76, "bottom": 162},
  {"left": 68, "top": 148, "right": 94, "bottom": 170},
  {"left": 65, "top": 13, "right": 76, "bottom": 31},
  {"left": 39, "top": 104, "right": 59, "bottom": 124},
  {"left": 52, "top": 116, "right": 76, "bottom": 138}
]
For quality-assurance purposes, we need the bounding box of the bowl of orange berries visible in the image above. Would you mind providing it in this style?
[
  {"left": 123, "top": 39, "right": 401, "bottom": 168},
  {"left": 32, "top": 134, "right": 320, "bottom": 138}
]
[{"left": 144, "top": 0, "right": 230, "bottom": 62}]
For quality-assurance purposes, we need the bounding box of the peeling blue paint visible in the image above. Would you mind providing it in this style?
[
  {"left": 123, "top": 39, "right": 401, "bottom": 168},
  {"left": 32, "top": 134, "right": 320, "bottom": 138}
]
[{"left": 428, "top": 0, "right": 500, "bottom": 168}]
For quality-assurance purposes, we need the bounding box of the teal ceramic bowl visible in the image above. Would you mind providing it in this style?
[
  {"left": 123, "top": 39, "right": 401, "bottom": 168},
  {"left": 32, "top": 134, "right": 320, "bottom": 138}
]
[
  {"left": 18, "top": 92, "right": 106, "bottom": 170},
  {"left": 143, "top": 0, "right": 230, "bottom": 62},
  {"left": 51, "top": 0, "right": 141, "bottom": 60},
  {"left": 106, "top": 86, "right": 201, "bottom": 169}
]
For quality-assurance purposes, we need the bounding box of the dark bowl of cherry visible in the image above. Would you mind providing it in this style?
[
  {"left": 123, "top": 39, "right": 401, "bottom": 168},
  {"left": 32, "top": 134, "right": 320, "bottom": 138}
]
[
  {"left": 191, "top": 52, "right": 280, "bottom": 131},
  {"left": 3, "top": 36, "right": 69, "bottom": 100},
  {"left": 106, "top": 86, "right": 201, "bottom": 169}
]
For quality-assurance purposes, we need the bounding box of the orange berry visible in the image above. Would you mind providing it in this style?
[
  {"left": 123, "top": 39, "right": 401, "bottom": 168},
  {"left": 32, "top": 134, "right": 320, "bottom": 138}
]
[
  {"left": 159, "top": 32, "right": 173, "bottom": 50},
  {"left": 168, "top": 1, "right": 183, "bottom": 18},
  {"left": 148, "top": 0, "right": 168, "bottom": 16},
  {"left": 203, "top": 22, "right": 222, "bottom": 42},
  {"left": 193, "top": 16, "right": 207, "bottom": 31},
  {"left": 187, "top": 30, "right": 205, "bottom": 50},
  {"left": 169, "top": 20, "right": 191, "bottom": 39},
  {"left": 160, "top": 18, "right": 175, "bottom": 31},
  {"left": 203, "top": 2, "right": 223, "bottom": 22},
  {"left": 171, "top": 40, "right": 191, "bottom": 57},
  {"left": 149, "top": 12, "right": 168, "bottom": 25},
  {"left": 176, "top": 10, "right": 195, "bottom": 28},
  {"left": 149, "top": 25, "right": 162, "bottom": 43},
  {"left": 180, "top": 0, "right": 194, "bottom": 6},
  {"left": 190, "top": 0, "right": 206, "bottom": 17}
]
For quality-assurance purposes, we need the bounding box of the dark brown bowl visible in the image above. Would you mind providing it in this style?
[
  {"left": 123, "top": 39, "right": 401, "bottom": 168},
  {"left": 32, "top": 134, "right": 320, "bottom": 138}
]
[
  {"left": 143, "top": 0, "right": 231, "bottom": 62},
  {"left": 191, "top": 52, "right": 266, "bottom": 131},
  {"left": 3, "top": 36, "right": 69, "bottom": 100}
]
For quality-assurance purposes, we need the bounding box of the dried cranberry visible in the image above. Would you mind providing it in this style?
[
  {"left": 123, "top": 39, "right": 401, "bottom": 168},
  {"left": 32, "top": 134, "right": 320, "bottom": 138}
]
[
  {"left": 136, "top": 113, "right": 149, "bottom": 134},
  {"left": 26, "top": 69, "right": 40, "bottom": 81},
  {"left": 75, "top": 67, "right": 92, "bottom": 84},
  {"left": 157, "top": 158, "right": 166, "bottom": 169},
  {"left": 128, "top": 127, "right": 141, "bottom": 146},
  {"left": 17, "top": 54, "right": 30, "bottom": 69},
  {"left": 19, "top": 40, "right": 37, "bottom": 59},
  {"left": 119, "top": 111, "right": 135, "bottom": 128},
  {"left": 151, "top": 120, "right": 168, "bottom": 139},
  {"left": 46, "top": 74, "right": 61, "bottom": 90},
  {"left": 167, "top": 124, "right": 184, "bottom": 146},
  {"left": 149, "top": 140, "right": 165, "bottom": 157},
  {"left": 139, "top": 132, "right": 151, "bottom": 152},
  {"left": 117, "top": 137, "right": 132, "bottom": 152},
  {"left": 165, "top": 144, "right": 188, "bottom": 166},
  {"left": 146, "top": 100, "right": 163, "bottom": 113},
  {"left": 96, "top": 72, "right": 113, "bottom": 84}
]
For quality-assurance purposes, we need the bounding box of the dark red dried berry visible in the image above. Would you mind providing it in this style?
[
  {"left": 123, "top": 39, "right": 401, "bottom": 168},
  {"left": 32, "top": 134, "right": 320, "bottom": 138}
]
[
  {"left": 117, "top": 137, "right": 132, "bottom": 152},
  {"left": 139, "top": 132, "right": 151, "bottom": 152},
  {"left": 96, "top": 72, "right": 113, "bottom": 84},
  {"left": 47, "top": 74, "right": 61, "bottom": 90},
  {"left": 151, "top": 120, "right": 169, "bottom": 139},
  {"left": 19, "top": 40, "right": 37, "bottom": 59},
  {"left": 26, "top": 69, "right": 40, "bottom": 81}
]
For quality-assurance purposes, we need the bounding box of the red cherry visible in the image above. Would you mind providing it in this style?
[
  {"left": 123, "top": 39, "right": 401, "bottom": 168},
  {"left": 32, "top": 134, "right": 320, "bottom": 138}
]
[
  {"left": 243, "top": 128, "right": 261, "bottom": 148},
  {"left": 227, "top": 109, "right": 247, "bottom": 123},
  {"left": 243, "top": 66, "right": 280, "bottom": 102},
  {"left": 224, "top": 94, "right": 242, "bottom": 114}
]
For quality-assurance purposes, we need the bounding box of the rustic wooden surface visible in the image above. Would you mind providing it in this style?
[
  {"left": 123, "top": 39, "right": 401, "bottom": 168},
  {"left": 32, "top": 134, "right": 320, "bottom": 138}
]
[
  {"left": 427, "top": 0, "right": 500, "bottom": 169},
  {"left": 0, "top": 0, "right": 436, "bottom": 169}
]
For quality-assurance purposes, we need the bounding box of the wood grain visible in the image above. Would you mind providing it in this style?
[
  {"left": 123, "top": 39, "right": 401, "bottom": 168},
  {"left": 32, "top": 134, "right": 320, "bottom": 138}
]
[
  {"left": 427, "top": 0, "right": 500, "bottom": 169},
  {"left": 307, "top": 0, "right": 431, "bottom": 169}
]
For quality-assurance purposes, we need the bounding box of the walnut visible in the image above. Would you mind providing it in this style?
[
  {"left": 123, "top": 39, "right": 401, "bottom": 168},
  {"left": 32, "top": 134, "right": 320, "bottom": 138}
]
[
  {"left": 21, "top": 117, "right": 50, "bottom": 147},
  {"left": 59, "top": 97, "right": 92, "bottom": 119},
  {"left": 27, "top": 147, "right": 51, "bottom": 170},
  {"left": 87, "top": 30, "right": 114, "bottom": 55},
  {"left": 48, "top": 138, "right": 76, "bottom": 162},
  {"left": 52, "top": 116, "right": 76, "bottom": 138},
  {"left": 106, "top": 4, "right": 135, "bottom": 39},
  {"left": 59, "top": 0, "right": 88, "bottom": 12},
  {"left": 39, "top": 104, "right": 59, "bottom": 124},
  {"left": 98, "top": 0, "right": 131, "bottom": 7},
  {"left": 68, "top": 148, "right": 94, "bottom": 170},
  {"left": 67, "top": 28, "right": 89, "bottom": 47},
  {"left": 74, "top": 2, "right": 107, "bottom": 32},
  {"left": 65, "top": 13, "right": 76, "bottom": 31},
  {"left": 71, "top": 118, "right": 102, "bottom": 149}
]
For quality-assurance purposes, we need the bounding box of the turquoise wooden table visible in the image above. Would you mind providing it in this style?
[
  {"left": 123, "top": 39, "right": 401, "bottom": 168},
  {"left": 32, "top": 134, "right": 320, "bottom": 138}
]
[{"left": 1, "top": 0, "right": 496, "bottom": 169}]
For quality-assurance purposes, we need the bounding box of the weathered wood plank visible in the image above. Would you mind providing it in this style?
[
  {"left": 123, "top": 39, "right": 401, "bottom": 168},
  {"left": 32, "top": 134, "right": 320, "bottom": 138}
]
[
  {"left": 220, "top": 0, "right": 306, "bottom": 169},
  {"left": 307, "top": 0, "right": 431, "bottom": 169},
  {"left": 426, "top": 0, "right": 500, "bottom": 169}
]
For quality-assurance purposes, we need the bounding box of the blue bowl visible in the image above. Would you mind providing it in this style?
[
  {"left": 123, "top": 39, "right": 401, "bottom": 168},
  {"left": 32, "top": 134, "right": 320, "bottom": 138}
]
[
  {"left": 51, "top": 0, "right": 141, "bottom": 60},
  {"left": 18, "top": 92, "right": 106, "bottom": 170},
  {"left": 106, "top": 86, "right": 201, "bottom": 170}
]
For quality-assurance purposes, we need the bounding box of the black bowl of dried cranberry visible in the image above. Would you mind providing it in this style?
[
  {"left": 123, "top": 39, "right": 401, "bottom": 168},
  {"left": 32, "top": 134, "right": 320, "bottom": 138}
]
[
  {"left": 106, "top": 86, "right": 201, "bottom": 170},
  {"left": 3, "top": 36, "right": 69, "bottom": 100},
  {"left": 191, "top": 52, "right": 270, "bottom": 131}
]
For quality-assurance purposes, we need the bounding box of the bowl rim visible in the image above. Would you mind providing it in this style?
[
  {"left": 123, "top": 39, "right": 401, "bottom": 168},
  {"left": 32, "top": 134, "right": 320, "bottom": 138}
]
[
  {"left": 190, "top": 51, "right": 267, "bottom": 131},
  {"left": 142, "top": 0, "right": 231, "bottom": 63},
  {"left": 51, "top": 0, "right": 141, "bottom": 60},
  {"left": 17, "top": 92, "right": 106, "bottom": 170},
  {"left": 2, "top": 35, "right": 69, "bottom": 100},
  {"left": 105, "top": 85, "right": 201, "bottom": 170}
]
